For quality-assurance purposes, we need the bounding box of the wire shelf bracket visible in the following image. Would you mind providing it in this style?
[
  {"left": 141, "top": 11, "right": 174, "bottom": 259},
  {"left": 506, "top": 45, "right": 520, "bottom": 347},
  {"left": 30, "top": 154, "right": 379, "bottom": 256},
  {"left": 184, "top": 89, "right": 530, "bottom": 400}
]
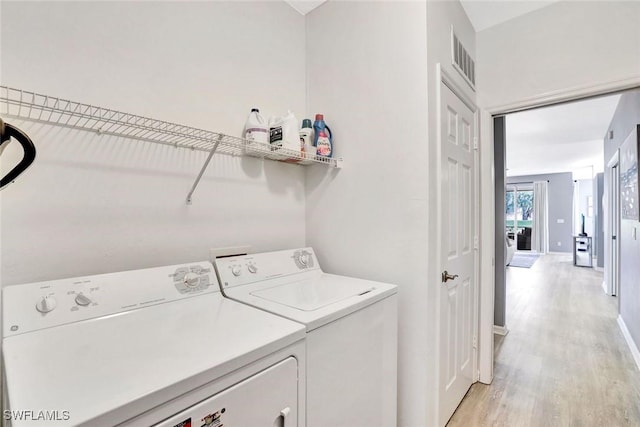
[
  {"left": 0, "top": 86, "right": 344, "bottom": 204},
  {"left": 186, "top": 134, "right": 223, "bottom": 205}
]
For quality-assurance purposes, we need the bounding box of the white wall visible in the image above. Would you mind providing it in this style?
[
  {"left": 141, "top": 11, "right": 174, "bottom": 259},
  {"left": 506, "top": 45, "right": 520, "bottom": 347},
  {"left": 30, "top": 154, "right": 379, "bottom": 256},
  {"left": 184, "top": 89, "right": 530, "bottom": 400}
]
[
  {"left": 0, "top": 0, "right": 4, "bottom": 410},
  {"left": 603, "top": 92, "right": 640, "bottom": 360},
  {"left": 477, "top": 1, "right": 640, "bottom": 110},
  {"left": 305, "top": 2, "right": 430, "bottom": 426},
  {"left": 306, "top": 1, "right": 477, "bottom": 426},
  {"left": 1, "top": 1, "right": 307, "bottom": 285}
]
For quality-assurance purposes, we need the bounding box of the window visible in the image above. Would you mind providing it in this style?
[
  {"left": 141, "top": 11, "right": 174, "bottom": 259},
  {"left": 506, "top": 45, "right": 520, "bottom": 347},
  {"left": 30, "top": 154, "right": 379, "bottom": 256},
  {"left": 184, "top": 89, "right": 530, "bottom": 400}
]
[
  {"left": 505, "top": 186, "right": 534, "bottom": 235},
  {"left": 506, "top": 190, "right": 515, "bottom": 233},
  {"left": 516, "top": 190, "right": 534, "bottom": 228}
]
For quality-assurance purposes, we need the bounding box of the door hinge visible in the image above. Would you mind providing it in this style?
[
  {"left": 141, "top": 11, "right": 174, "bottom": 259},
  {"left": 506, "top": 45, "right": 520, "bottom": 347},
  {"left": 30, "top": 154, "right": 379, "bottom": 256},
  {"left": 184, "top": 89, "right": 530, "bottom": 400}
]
[
  {"left": 473, "top": 137, "right": 479, "bottom": 150},
  {"left": 473, "top": 335, "right": 477, "bottom": 349},
  {"left": 474, "top": 236, "right": 479, "bottom": 250}
]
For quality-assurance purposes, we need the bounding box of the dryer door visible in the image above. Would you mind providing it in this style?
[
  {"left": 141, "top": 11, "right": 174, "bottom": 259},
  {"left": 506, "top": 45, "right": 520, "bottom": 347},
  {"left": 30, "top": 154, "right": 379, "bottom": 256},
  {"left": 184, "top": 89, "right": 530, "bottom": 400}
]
[{"left": 155, "top": 357, "right": 298, "bottom": 427}]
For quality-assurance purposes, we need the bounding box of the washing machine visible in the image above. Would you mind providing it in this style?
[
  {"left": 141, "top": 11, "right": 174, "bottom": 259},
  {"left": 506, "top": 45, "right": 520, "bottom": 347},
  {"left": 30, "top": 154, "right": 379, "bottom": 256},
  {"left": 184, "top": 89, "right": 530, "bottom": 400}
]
[
  {"left": 215, "top": 247, "right": 398, "bottom": 427},
  {"left": 2, "top": 261, "right": 306, "bottom": 427}
]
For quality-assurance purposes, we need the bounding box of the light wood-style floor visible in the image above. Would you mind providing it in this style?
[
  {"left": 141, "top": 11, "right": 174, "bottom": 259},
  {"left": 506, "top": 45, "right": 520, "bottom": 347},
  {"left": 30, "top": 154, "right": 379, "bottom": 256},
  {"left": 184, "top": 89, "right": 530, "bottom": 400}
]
[{"left": 447, "top": 253, "right": 640, "bottom": 427}]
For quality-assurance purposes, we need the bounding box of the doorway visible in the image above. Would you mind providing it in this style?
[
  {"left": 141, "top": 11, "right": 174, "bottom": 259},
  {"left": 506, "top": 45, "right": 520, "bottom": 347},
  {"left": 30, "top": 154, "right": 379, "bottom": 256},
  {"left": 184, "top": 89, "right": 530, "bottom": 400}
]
[
  {"left": 505, "top": 184, "right": 534, "bottom": 251},
  {"left": 492, "top": 92, "right": 624, "bottom": 340},
  {"left": 458, "top": 87, "right": 640, "bottom": 425}
]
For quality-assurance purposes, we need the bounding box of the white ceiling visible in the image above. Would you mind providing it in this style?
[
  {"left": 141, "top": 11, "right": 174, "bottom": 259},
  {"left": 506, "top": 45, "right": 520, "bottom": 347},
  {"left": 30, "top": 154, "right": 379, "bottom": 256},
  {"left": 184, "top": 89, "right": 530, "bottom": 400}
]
[
  {"left": 286, "top": 1, "right": 557, "bottom": 31},
  {"left": 458, "top": 0, "right": 558, "bottom": 32},
  {"left": 506, "top": 94, "right": 621, "bottom": 178},
  {"left": 284, "top": 0, "right": 326, "bottom": 15}
]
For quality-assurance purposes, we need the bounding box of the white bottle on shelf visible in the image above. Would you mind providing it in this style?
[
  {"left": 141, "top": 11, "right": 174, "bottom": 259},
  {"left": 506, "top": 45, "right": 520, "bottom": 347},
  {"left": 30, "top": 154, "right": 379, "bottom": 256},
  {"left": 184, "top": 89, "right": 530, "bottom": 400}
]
[
  {"left": 299, "top": 118, "right": 314, "bottom": 164},
  {"left": 268, "top": 111, "right": 300, "bottom": 161},
  {"left": 243, "top": 108, "right": 268, "bottom": 155}
]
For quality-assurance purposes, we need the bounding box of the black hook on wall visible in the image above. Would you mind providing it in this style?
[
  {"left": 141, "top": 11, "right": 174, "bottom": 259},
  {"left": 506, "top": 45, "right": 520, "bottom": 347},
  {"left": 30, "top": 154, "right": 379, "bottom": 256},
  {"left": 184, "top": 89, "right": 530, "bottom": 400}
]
[{"left": 0, "top": 118, "right": 36, "bottom": 190}]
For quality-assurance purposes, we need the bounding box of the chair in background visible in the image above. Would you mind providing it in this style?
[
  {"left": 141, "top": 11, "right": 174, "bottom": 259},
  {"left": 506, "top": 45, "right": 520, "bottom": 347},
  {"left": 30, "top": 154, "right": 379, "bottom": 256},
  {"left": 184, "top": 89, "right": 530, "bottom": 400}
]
[{"left": 517, "top": 227, "right": 532, "bottom": 251}]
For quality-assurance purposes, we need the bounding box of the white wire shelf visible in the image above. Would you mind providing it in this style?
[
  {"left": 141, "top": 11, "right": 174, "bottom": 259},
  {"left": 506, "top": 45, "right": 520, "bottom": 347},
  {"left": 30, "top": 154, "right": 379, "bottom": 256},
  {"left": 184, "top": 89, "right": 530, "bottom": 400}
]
[{"left": 0, "top": 85, "right": 343, "bottom": 203}]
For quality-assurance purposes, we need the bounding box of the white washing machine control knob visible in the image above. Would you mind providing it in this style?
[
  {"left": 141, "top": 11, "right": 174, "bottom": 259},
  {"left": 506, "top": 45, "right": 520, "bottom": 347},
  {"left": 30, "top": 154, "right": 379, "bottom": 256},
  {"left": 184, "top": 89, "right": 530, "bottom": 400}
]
[
  {"left": 75, "top": 293, "right": 92, "bottom": 306},
  {"left": 247, "top": 264, "right": 258, "bottom": 274},
  {"left": 232, "top": 265, "right": 242, "bottom": 277},
  {"left": 36, "top": 296, "right": 57, "bottom": 313},
  {"left": 298, "top": 253, "right": 308, "bottom": 266},
  {"left": 183, "top": 273, "right": 200, "bottom": 288}
]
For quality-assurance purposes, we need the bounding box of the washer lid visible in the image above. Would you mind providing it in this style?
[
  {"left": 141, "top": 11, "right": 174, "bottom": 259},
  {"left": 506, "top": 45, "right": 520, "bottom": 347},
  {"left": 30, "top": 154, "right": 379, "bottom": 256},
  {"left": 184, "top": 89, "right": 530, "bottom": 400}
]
[
  {"left": 2, "top": 293, "right": 304, "bottom": 427},
  {"left": 216, "top": 248, "right": 398, "bottom": 331},
  {"left": 250, "top": 275, "right": 376, "bottom": 311},
  {"left": 225, "top": 272, "right": 397, "bottom": 331}
]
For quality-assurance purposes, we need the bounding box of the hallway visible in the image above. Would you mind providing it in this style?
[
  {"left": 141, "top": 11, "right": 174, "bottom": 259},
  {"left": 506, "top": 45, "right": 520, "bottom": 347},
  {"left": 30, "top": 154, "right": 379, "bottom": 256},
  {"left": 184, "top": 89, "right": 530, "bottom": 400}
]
[{"left": 448, "top": 254, "right": 640, "bottom": 426}]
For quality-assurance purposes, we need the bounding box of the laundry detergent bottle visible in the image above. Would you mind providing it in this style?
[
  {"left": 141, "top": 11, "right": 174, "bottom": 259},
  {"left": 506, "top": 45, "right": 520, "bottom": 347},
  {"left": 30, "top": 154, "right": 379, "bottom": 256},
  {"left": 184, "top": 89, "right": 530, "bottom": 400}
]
[
  {"left": 313, "top": 114, "right": 333, "bottom": 158},
  {"left": 243, "top": 108, "right": 268, "bottom": 144}
]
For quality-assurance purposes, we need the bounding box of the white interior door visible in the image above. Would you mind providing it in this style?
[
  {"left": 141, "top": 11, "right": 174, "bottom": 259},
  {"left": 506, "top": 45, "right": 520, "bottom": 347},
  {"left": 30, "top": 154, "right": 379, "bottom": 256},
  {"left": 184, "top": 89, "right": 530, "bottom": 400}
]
[{"left": 439, "top": 82, "right": 476, "bottom": 426}]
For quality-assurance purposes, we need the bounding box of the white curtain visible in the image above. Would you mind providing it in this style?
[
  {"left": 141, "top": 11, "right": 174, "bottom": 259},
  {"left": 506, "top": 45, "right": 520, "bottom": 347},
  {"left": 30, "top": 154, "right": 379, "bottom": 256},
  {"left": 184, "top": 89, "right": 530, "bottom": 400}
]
[{"left": 533, "top": 181, "right": 549, "bottom": 253}]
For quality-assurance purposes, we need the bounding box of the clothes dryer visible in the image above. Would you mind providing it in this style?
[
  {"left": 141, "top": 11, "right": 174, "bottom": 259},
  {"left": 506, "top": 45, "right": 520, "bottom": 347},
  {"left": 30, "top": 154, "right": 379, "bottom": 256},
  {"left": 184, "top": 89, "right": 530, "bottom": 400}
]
[{"left": 2, "top": 261, "right": 305, "bottom": 427}]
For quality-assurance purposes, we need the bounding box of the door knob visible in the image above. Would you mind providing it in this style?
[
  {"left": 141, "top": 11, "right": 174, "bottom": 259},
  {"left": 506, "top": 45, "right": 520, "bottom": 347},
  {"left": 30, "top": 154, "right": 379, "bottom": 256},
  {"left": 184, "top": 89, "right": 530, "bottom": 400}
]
[{"left": 441, "top": 270, "right": 459, "bottom": 283}]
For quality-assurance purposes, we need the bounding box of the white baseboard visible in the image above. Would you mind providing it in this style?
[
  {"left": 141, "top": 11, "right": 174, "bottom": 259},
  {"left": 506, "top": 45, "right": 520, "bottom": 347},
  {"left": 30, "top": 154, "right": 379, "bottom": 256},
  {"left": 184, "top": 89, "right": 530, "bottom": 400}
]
[
  {"left": 617, "top": 315, "right": 640, "bottom": 372},
  {"left": 595, "top": 266, "right": 604, "bottom": 273},
  {"left": 602, "top": 281, "right": 609, "bottom": 295},
  {"left": 493, "top": 325, "right": 509, "bottom": 336},
  {"left": 547, "top": 251, "right": 571, "bottom": 255}
]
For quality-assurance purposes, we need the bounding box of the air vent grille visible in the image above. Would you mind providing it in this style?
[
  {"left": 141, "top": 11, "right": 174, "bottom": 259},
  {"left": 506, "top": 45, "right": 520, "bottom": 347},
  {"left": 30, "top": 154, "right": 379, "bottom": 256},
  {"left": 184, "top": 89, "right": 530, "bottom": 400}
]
[{"left": 451, "top": 29, "right": 475, "bottom": 90}]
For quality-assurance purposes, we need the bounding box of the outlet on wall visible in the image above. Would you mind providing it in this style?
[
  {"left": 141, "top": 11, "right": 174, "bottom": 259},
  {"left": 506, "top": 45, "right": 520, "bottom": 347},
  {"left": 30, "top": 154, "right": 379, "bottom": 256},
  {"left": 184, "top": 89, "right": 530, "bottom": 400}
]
[
  {"left": 557, "top": 219, "right": 565, "bottom": 224},
  {"left": 557, "top": 242, "right": 562, "bottom": 247}
]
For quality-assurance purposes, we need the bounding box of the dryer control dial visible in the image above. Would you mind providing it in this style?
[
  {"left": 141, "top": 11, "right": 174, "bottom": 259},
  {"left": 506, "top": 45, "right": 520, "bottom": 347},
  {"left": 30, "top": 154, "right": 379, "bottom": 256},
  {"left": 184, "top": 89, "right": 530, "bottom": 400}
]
[
  {"left": 36, "top": 296, "right": 57, "bottom": 313},
  {"left": 247, "top": 264, "right": 258, "bottom": 274},
  {"left": 172, "top": 265, "right": 211, "bottom": 294},
  {"left": 232, "top": 265, "right": 242, "bottom": 276},
  {"left": 183, "top": 273, "right": 200, "bottom": 288},
  {"left": 75, "top": 293, "right": 92, "bottom": 306}
]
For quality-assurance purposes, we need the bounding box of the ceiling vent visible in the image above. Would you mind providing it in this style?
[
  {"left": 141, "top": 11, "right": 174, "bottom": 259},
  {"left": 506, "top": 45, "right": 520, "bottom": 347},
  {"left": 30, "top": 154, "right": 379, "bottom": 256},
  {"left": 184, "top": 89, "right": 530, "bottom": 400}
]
[{"left": 451, "top": 27, "right": 476, "bottom": 90}]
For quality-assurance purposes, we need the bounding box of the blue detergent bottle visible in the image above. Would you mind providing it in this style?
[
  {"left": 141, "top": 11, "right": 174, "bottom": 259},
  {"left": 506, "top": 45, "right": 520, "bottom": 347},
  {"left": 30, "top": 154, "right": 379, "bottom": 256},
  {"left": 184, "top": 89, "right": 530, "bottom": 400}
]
[{"left": 313, "top": 114, "right": 333, "bottom": 158}]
